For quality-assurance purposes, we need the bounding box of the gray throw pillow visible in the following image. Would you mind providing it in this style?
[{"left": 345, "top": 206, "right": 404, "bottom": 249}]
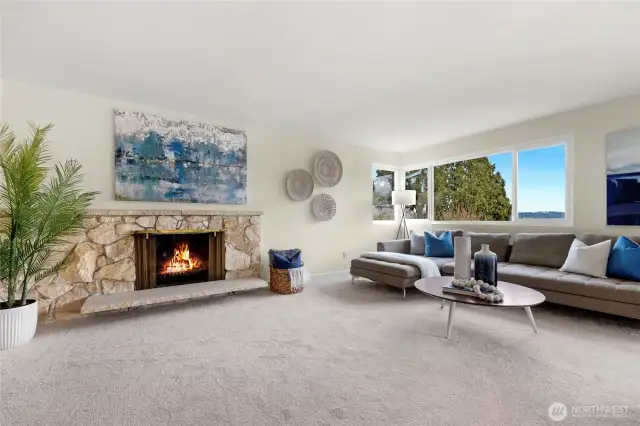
[{"left": 409, "top": 231, "right": 425, "bottom": 255}]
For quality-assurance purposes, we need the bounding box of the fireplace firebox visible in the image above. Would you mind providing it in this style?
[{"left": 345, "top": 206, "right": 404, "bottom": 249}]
[{"left": 133, "top": 230, "right": 225, "bottom": 290}]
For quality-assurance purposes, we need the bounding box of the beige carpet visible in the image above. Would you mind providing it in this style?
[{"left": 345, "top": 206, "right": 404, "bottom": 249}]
[{"left": 1, "top": 273, "right": 639, "bottom": 425}]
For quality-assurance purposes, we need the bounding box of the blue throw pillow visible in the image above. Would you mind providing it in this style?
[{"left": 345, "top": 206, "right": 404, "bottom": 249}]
[
  {"left": 272, "top": 250, "right": 302, "bottom": 269},
  {"left": 606, "top": 236, "right": 640, "bottom": 281},
  {"left": 424, "top": 231, "right": 454, "bottom": 257}
]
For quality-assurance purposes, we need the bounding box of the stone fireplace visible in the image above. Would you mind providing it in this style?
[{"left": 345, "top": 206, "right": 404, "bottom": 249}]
[{"left": 33, "top": 210, "right": 262, "bottom": 323}]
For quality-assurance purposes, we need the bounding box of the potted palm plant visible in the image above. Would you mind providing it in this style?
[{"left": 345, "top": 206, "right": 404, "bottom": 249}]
[{"left": 0, "top": 123, "right": 97, "bottom": 350}]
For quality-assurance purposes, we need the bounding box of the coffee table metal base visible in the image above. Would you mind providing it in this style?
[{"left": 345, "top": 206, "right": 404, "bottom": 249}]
[{"left": 444, "top": 302, "right": 539, "bottom": 339}]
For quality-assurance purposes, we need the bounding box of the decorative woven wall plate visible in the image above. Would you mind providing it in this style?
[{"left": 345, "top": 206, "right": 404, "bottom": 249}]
[
  {"left": 286, "top": 169, "right": 314, "bottom": 201},
  {"left": 312, "top": 193, "right": 336, "bottom": 221},
  {"left": 312, "top": 150, "right": 343, "bottom": 187}
]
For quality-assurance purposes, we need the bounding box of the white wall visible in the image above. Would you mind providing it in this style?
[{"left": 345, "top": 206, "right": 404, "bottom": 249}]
[
  {"left": 3, "top": 80, "right": 401, "bottom": 275},
  {"left": 0, "top": 12, "right": 3, "bottom": 123},
  {"left": 400, "top": 94, "right": 640, "bottom": 238}
]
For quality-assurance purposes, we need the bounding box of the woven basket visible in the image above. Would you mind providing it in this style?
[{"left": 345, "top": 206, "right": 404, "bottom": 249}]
[{"left": 269, "top": 266, "right": 304, "bottom": 294}]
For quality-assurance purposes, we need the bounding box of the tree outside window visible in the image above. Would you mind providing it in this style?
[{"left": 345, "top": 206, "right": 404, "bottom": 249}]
[
  {"left": 434, "top": 155, "right": 512, "bottom": 221},
  {"left": 373, "top": 168, "right": 395, "bottom": 220},
  {"left": 405, "top": 168, "right": 428, "bottom": 219}
]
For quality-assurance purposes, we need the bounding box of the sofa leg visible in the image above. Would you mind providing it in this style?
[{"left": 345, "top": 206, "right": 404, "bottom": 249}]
[
  {"left": 441, "top": 299, "right": 445, "bottom": 309},
  {"left": 351, "top": 276, "right": 355, "bottom": 285},
  {"left": 403, "top": 288, "right": 406, "bottom": 299}
]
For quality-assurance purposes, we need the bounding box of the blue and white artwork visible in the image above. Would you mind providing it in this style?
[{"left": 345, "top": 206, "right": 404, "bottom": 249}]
[
  {"left": 606, "top": 127, "right": 640, "bottom": 225},
  {"left": 114, "top": 109, "right": 247, "bottom": 204}
]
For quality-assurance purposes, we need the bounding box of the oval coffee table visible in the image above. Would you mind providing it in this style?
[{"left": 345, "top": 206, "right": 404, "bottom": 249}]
[{"left": 414, "top": 277, "right": 546, "bottom": 339}]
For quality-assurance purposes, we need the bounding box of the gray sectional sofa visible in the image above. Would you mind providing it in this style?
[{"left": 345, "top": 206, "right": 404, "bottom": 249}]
[{"left": 350, "top": 231, "right": 640, "bottom": 320}]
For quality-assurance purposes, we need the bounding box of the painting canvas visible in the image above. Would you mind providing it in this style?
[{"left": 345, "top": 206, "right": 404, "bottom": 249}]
[
  {"left": 606, "top": 127, "right": 640, "bottom": 225},
  {"left": 114, "top": 109, "right": 247, "bottom": 204}
]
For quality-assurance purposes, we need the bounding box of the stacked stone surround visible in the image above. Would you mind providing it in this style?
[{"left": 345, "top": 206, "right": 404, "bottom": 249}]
[{"left": 32, "top": 209, "right": 263, "bottom": 323}]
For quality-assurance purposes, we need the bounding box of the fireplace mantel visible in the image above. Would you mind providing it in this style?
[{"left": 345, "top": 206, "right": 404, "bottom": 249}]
[{"left": 89, "top": 209, "right": 263, "bottom": 217}]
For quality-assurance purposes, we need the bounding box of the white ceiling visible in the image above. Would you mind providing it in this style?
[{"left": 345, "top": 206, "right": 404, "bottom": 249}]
[{"left": 4, "top": 3, "right": 640, "bottom": 152}]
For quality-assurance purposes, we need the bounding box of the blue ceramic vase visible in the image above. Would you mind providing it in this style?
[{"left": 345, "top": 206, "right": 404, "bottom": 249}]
[{"left": 474, "top": 244, "right": 498, "bottom": 286}]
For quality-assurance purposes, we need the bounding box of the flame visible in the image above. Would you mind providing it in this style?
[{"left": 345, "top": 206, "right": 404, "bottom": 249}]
[{"left": 161, "top": 243, "right": 203, "bottom": 274}]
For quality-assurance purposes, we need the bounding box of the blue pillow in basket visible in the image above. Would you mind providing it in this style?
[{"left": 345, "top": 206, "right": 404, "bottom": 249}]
[{"left": 272, "top": 249, "right": 302, "bottom": 269}]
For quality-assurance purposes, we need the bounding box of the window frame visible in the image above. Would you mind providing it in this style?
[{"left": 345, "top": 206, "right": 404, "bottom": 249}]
[
  {"left": 372, "top": 164, "right": 400, "bottom": 223},
  {"left": 401, "top": 134, "right": 573, "bottom": 227}
]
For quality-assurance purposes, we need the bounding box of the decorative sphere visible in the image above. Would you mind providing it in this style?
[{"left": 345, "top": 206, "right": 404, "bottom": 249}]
[
  {"left": 489, "top": 285, "right": 496, "bottom": 292},
  {"left": 486, "top": 294, "right": 495, "bottom": 302},
  {"left": 481, "top": 282, "right": 489, "bottom": 289}
]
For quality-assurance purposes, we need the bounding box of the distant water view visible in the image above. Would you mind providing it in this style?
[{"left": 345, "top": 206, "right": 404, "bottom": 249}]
[{"left": 518, "top": 211, "right": 565, "bottom": 219}]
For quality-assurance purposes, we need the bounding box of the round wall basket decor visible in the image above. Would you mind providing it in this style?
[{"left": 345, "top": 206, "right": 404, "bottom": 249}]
[
  {"left": 312, "top": 193, "right": 337, "bottom": 221},
  {"left": 312, "top": 150, "right": 343, "bottom": 187},
  {"left": 286, "top": 169, "right": 315, "bottom": 201}
]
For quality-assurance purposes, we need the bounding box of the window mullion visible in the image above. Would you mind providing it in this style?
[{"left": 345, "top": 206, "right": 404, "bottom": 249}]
[
  {"left": 429, "top": 166, "right": 434, "bottom": 221},
  {"left": 512, "top": 149, "right": 518, "bottom": 222}
]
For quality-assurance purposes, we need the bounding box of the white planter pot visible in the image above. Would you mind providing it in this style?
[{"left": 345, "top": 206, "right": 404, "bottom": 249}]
[{"left": 0, "top": 299, "right": 38, "bottom": 351}]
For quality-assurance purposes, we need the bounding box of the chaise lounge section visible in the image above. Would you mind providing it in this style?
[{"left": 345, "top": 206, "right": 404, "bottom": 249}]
[{"left": 350, "top": 232, "right": 640, "bottom": 320}]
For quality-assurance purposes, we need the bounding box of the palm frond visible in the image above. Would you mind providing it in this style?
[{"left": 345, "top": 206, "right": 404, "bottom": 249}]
[{"left": 0, "top": 122, "right": 98, "bottom": 307}]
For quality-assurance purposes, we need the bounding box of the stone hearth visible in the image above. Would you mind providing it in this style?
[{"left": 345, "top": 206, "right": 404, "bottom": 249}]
[{"left": 30, "top": 209, "right": 262, "bottom": 323}]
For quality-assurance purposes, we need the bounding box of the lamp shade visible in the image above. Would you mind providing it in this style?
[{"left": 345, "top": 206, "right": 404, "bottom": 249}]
[{"left": 392, "top": 190, "right": 416, "bottom": 206}]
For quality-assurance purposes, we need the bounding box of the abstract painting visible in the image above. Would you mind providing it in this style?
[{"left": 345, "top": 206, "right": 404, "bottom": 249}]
[
  {"left": 114, "top": 109, "right": 247, "bottom": 204},
  {"left": 606, "top": 126, "right": 640, "bottom": 225}
]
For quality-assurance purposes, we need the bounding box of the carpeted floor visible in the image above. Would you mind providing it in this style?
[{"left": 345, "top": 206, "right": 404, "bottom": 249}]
[{"left": 1, "top": 273, "right": 639, "bottom": 425}]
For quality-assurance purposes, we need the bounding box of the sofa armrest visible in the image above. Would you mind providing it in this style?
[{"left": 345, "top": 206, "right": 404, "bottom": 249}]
[{"left": 377, "top": 239, "right": 410, "bottom": 254}]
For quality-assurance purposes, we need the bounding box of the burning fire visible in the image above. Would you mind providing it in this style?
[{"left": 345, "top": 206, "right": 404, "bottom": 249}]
[{"left": 161, "top": 243, "right": 203, "bottom": 274}]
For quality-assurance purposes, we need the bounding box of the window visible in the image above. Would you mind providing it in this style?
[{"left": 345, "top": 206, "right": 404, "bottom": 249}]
[
  {"left": 434, "top": 153, "right": 513, "bottom": 221},
  {"left": 376, "top": 136, "right": 570, "bottom": 224},
  {"left": 372, "top": 167, "right": 395, "bottom": 220},
  {"left": 517, "top": 144, "right": 566, "bottom": 219},
  {"left": 405, "top": 168, "right": 428, "bottom": 219}
]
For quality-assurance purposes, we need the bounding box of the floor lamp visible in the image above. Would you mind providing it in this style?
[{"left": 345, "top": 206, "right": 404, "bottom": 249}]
[{"left": 392, "top": 190, "right": 416, "bottom": 240}]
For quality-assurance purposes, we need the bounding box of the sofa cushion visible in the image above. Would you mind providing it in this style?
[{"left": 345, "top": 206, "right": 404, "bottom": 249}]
[
  {"left": 409, "top": 231, "right": 425, "bottom": 255},
  {"left": 497, "top": 263, "right": 640, "bottom": 305},
  {"left": 508, "top": 233, "right": 575, "bottom": 268},
  {"left": 464, "top": 232, "right": 511, "bottom": 262},
  {"left": 377, "top": 239, "right": 410, "bottom": 254},
  {"left": 351, "top": 258, "right": 419, "bottom": 278},
  {"left": 350, "top": 266, "right": 417, "bottom": 289},
  {"left": 441, "top": 262, "right": 456, "bottom": 276}
]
